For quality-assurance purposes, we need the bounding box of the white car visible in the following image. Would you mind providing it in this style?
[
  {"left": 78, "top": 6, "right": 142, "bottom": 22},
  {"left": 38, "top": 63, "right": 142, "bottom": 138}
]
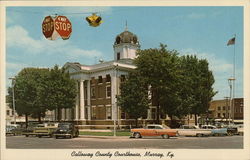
[
  {"left": 235, "top": 124, "right": 243, "bottom": 136},
  {"left": 177, "top": 125, "right": 211, "bottom": 137}
]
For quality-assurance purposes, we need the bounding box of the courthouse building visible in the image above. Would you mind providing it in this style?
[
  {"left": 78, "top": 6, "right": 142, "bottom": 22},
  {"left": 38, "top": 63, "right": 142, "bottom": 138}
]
[{"left": 57, "top": 28, "right": 154, "bottom": 127}]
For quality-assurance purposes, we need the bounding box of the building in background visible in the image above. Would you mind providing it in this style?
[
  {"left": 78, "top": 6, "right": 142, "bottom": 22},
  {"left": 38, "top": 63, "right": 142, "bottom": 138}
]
[{"left": 208, "top": 98, "right": 243, "bottom": 124}]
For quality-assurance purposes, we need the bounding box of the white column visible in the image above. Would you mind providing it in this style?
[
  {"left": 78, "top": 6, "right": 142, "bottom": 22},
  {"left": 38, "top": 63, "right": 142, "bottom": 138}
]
[
  {"left": 61, "top": 108, "right": 65, "bottom": 120},
  {"left": 87, "top": 80, "right": 91, "bottom": 120},
  {"left": 147, "top": 108, "right": 151, "bottom": 120},
  {"left": 65, "top": 108, "right": 70, "bottom": 121},
  {"left": 75, "top": 82, "right": 79, "bottom": 120},
  {"left": 111, "top": 72, "right": 117, "bottom": 120},
  {"left": 80, "top": 80, "right": 85, "bottom": 120}
]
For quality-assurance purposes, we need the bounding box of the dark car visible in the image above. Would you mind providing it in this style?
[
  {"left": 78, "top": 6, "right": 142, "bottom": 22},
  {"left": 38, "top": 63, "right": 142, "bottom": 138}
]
[
  {"left": 226, "top": 125, "right": 238, "bottom": 136},
  {"left": 53, "top": 123, "right": 79, "bottom": 139}
]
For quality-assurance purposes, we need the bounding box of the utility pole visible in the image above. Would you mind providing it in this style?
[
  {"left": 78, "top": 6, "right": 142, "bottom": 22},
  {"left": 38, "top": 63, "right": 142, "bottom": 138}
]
[{"left": 9, "top": 77, "right": 16, "bottom": 125}]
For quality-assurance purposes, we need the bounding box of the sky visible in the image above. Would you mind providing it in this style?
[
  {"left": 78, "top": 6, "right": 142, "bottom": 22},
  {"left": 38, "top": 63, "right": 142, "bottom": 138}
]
[{"left": 6, "top": 6, "right": 243, "bottom": 100}]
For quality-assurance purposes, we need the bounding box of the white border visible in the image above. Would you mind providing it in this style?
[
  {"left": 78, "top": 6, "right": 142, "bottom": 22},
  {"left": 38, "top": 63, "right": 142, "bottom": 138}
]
[{"left": 1, "top": 1, "right": 249, "bottom": 160}]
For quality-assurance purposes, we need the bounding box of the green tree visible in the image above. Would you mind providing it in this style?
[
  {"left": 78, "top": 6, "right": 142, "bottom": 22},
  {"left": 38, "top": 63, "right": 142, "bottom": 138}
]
[
  {"left": 7, "top": 65, "right": 77, "bottom": 126},
  {"left": 117, "top": 71, "right": 149, "bottom": 127},
  {"left": 7, "top": 68, "right": 49, "bottom": 126},
  {"left": 180, "top": 55, "right": 216, "bottom": 125},
  {"left": 134, "top": 44, "right": 184, "bottom": 124},
  {"left": 42, "top": 65, "right": 77, "bottom": 120}
]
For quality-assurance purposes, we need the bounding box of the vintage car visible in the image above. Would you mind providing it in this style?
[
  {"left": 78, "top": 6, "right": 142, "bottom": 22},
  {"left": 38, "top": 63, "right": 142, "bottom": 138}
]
[
  {"left": 225, "top": 125, "right": 238, "bottom": 136},
  {"left": 53, "top": 123, "right": 79, "bottom": 139},
  {"left": 177, "top": 125, "right": 211, "bottom": 137},
  {"left": 201, "top": 125, "right": 228, "bottom": 136},
  {"left": 33, "top": 123, "right": 58, "bottom": 138},
  {"left": 6, "top": 124, "right": 24, "bottom": 136},
  {"left": 130, "top": 124, "right": 178, "bottom": 139},
  {"left": 236, "top": 124, "right": 243, "bottom": 136}
]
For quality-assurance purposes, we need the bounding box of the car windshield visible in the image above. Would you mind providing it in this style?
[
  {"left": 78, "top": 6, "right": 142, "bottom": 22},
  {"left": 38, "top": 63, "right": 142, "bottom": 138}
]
[
  {"left": 58, "top": 124, "right": 70, "bottom": 129},
  {"left": 162, "top": 124, "right": 170, "bottom": 129}
]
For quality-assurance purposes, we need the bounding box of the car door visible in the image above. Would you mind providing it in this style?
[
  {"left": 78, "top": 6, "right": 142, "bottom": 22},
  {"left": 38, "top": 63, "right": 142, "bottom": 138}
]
[
  {"left": 146, "top": 126, "right": 157, "bottom": 136},
  {"left": 154, "top": 126, "right": 164, "bottom": 136}
]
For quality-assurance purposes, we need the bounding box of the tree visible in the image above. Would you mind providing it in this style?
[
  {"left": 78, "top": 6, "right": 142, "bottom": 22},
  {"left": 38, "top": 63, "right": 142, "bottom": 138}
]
[
  {"left": 7, "top": 65, "right": 77, "bottom": 126},
  {"left": 42, "top": 65, "right": 77, "bottom": 120},
  {"left": 134, "top": 44, "right": 184, "bottom": 124},
  {"left": 180, "top": 55, "right": 217, "bottom": 125},
  {"left": 7, "top": 68, "right": 49, "bottom": 126},
  {"left": 117, "top": 71, "right": 149, "bottom": 127}
]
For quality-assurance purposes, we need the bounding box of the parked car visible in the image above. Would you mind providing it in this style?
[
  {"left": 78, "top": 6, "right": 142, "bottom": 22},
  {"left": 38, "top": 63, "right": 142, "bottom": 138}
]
[
  {"left": 130, "top": 124, "right": 178, "bottom": 139},
  {"left": 6, "top": 124, "right": 24, "bottom": 136},
  {"left": 177, "top": 125, "right": 211, "bottom": 137},
  {"left": 201, "top": 125, "right": 228, "bottom": 136},
  {"left": 22, "top": 122, "right": 39, "bottom": 136},
  {"left": 225, "top": 125, "right": 238, "bottom": 136},
  {"left": 33, "top": 123, "right": 58, "bottom": 138},
  {"left": 53, "top": 123, "right": 79, "bottom": 139},
  {"left": 235, "top": 124, "right": 243, "bottom": 136}
]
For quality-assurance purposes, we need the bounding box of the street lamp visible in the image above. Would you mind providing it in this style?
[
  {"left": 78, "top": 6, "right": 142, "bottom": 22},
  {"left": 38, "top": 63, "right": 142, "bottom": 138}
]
[
  {"left": 228, "top": 77, "right": 235, "bottom": 125},
  {"left": 9, "top": 77, "right": 16, "bottom": 125}
]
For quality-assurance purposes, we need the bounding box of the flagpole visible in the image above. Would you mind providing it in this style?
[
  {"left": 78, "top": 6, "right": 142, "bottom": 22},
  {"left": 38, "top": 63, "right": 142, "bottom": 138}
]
[{"left": 232, "top": 34, "right": 236, "bottom": 124}]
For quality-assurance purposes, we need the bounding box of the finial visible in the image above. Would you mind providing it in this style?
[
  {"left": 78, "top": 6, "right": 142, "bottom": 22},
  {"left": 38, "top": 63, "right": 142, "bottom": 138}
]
[{"left": 125, "top": 20, "right": 128, "bottom": 31}]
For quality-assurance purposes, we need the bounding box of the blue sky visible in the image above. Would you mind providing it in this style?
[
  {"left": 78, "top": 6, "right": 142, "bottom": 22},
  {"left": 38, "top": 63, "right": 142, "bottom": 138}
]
[{"left": 6, "top": 6, "right": 243, "bottom": 100}]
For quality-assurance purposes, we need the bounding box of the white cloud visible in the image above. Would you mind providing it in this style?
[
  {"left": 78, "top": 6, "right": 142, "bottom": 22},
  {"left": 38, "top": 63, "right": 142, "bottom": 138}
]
[
  {"left": 7, "top": 25, "right": 104, "bottom": 58},
  {"left": 6, "top": 62, "right": 28, "bottom": 70}
]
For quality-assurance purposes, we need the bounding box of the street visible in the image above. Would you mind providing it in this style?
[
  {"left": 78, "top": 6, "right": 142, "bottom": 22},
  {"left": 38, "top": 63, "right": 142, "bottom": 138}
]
[{"left": 6, "top": 135, "right": 243, "bottom": 149}]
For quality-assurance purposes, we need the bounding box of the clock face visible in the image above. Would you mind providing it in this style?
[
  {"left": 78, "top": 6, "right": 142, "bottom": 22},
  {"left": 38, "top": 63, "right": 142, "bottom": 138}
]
[{"left": 116, "top": 36, "right": 121, "bottom": 44}]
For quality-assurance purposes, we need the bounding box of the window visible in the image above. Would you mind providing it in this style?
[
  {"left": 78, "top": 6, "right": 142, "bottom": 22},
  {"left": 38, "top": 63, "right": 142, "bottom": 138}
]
[
  {"left": 155, "top": 126, "right": 163, "bottom": 129},
  {"left": 148, "top": 126, "right": 155, "bottom": 129},
  {"left": 91, "top": 87, "right": 95, "bottom": 98},
  {"left": 98, "top": 76, "right": 103, "bottom": 84},
  {"left": 240, "top": 107, "right": 243, "bottom": 113},
  {"left": 223, "top": 106, "right": 225, "bottom": 110},
  {"left": 223, "top": 113, "right": 226, "bottom": 117},
  {"left": 6, "top": 110, "right": 10, "bottom": 116},
  {"left": 92, "top": 106, "right": 96, "bottom": 119},
  {"left": 90, "top": 77, "right": 95, "bottom": 85},
  {"left": 218, "top": 106, "right": 221, "bottom": 111},
  {"left": 120, "top": 75, "right": 126, "bottom": 82},
  {"left": 97, "top": 86, "right": 102, "bottom": 98},
  {"left": 217, "top": 113, "right": 221, "bottom": 117},
  {"left": 106, "top": 86, "right": 111, "bottom": 98},
  {"left": 106, "top": 106, "right": 111, "bottom": 119},
  {"left": 121, "top": 110, "right": 126, "bottom": 119},
  {"left": 106, "top": 74, "right": 111, "bottom": 83},
  {"left": 117, "top": 52, "right": 120, "bottom": 60}
]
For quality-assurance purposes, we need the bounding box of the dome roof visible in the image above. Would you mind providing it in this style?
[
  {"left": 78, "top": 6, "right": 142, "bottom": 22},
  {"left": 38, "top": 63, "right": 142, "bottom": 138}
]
[{"left": 114, "top": 30, "right": 139, "bottom": 45}]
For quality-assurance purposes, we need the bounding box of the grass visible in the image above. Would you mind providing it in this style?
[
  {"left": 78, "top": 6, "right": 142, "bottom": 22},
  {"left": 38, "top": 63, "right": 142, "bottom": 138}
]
[{"left": 79, "top": 131, "right": 131, "bottom": 136}]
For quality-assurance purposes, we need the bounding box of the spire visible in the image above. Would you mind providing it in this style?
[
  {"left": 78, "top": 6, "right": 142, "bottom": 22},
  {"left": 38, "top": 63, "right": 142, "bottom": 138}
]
[{"left": 125, "top": 20, "right": 128, "bottom": 31}]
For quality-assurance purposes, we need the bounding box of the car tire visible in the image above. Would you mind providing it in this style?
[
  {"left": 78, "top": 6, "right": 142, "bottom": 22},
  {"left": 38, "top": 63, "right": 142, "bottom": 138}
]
[
  {"left": 227, "top": 132, "right": 233, "bottom": 136},
  {"left": 162, "top": 134, "right": 170, "bottom": 139},
  {"left": 196, "top": 133, "right": 202, "bottom": 137},
  {"left": 38, "top": 135, "right": 42, "bottom": 138},
  {"left": 134, "top": 132, "right": 141, "bottom": 139},
  {"left": 75, "top": 131, "right": 79, "bottom": 137},
  {"left": 55, "top": 136, "right": 58, "bottom": 139}
]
